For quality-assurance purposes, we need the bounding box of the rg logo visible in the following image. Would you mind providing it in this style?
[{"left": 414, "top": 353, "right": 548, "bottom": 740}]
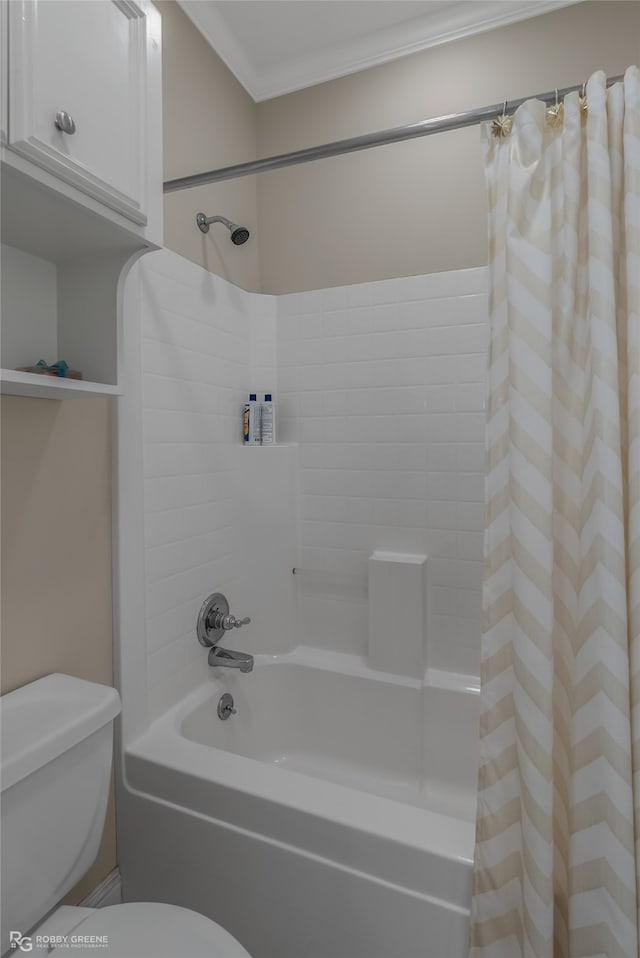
[{"left": 9, "top": 932, "right": 33, "bottom": 952}]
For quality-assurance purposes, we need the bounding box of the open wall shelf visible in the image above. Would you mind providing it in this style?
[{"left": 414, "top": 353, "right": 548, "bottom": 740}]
[
  {"left": 0, "top": 164, "right": 153, "bottom": 400},
  {"left": 0, "top": 368, "right": 122, "bottom": 400}
]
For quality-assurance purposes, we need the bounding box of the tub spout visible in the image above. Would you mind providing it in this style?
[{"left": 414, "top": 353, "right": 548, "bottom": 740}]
[{"left": 208, "top": 646, "right": 254, "bottom": 673}]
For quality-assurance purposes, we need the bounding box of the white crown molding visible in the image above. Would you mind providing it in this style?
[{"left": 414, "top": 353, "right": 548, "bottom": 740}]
[
  {"left": 178, "top": 0, "right": 582, "bottom": 103},
  {"left": 177, "top": 1, "right": 262, "bottom": 97}
]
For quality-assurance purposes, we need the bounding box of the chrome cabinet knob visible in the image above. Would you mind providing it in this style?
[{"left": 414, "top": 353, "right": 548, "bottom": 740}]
[{"left": 54, "top": 111, "right": 76, "bottom": 134}]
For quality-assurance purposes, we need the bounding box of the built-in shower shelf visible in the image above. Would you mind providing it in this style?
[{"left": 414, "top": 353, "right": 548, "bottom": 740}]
[
  {"left": 0, "top": 166, "right": 157, "bottom": 402},
  {"left": 0, "top": 368, "right": 122, "bottom": 400}
]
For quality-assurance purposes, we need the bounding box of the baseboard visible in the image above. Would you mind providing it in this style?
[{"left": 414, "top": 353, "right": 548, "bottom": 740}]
[{"left": 79, "top": 868, "right": 122, "bottom": 908}]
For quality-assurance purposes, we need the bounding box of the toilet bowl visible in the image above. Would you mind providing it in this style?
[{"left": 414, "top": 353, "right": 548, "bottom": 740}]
[
  {"left": 0, "top": 674, "right": 250, "bottom": 958},
  {"left": 33, "top": 902, "right": 250, "bottom": 958}
]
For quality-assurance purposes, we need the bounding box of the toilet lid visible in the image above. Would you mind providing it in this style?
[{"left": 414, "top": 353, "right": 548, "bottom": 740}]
[{"left": 52, "top": 902, "right": 251, "bottom": 958}]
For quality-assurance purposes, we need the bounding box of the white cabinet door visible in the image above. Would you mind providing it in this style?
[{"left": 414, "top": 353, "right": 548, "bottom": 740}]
[{"left": 8, "top": 0, "right": 147, "bottom": 224}]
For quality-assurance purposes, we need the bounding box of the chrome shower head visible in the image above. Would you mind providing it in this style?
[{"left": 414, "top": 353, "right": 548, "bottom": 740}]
[
  {"left": 230, "top": 225, "right": 250, "bottom": 246},
  {"left": 196, "top": 213, "right": 250, "bottom": 245}
]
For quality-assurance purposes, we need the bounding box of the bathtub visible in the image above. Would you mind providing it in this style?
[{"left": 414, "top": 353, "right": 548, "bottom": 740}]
[{"left": 120, "top": 649, "right": 479, "bottom": 958}]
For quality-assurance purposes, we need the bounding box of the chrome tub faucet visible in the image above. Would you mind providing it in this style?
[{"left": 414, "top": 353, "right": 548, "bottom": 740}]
[
  {"left": 207, "top": 645, "right": 253, "bottom": 672},
  {"left": 197, "top": 593, "right": 253, "bottom": 673}
]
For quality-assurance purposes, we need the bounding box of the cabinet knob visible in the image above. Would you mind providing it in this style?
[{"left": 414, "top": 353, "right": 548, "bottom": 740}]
[{"left": 54, "top": 111, "right": 76, "bottom": 135}]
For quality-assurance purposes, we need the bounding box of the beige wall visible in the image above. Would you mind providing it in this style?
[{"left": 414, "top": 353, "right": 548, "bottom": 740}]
[
  {"left": 0, "top": 396, "right": 115, "bottom": 900},
  {"left": 156, "top": 2, "right": 640, "bottom": 294},
  {"left": 257, "top": 1, "right": 640, "bottom": 293},
  {"left": 159, "top": 1, "right": 261, "bottom": 292}
]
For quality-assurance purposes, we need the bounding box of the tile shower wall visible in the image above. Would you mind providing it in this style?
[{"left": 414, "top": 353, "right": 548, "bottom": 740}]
[
  {"left": 138, "top": 250, "right": 276, "bottom": 716},
  {"left": 277, "top": 268, "right": 488, "bottom": 676},
  {"left": 137, "top": 252, "right": 488, "bottom": 714}
]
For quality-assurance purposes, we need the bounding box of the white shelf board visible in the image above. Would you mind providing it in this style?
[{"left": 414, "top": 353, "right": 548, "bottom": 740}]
[
  {"left": 1, "top": 159, "right": 149, "bottom": 264},
  {"left": 0, "top": 368, "right": 122, "bottom": 400}
]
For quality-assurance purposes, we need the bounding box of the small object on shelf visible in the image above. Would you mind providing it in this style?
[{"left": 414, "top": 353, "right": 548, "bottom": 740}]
[
  {"left": 243, "top": 393, "right": 260, "bottom": 444},
  {"left": 260, "top": 393, "right": 275, "bottom": 444},
  {"left": 15, "top": 359, "right": 83, "bottom": 380}
]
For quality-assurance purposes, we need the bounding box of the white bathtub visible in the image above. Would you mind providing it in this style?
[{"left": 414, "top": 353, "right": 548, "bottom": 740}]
[{"left": 120, "top": 649, "right": 479, "bottom": 958}]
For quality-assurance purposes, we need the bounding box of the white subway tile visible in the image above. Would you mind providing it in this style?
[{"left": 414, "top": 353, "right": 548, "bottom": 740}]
[
  {"left": 430, "top": 558, "right": 458, "bottom": 588},
  {"left": 345, "top": 282, "right": 372, "bottom": 308},
  {"left": 426, "top": 444, "right": 457, "bottom": 472},
  {"left": 322, "top": 286, "right": 349, "bottom": 311},
  {"left": 458, "top": 472, "right": 485, "bottom": 503},
  {"left": 456, "top": 383, "right": 486, "bottom": 412},
  {"left": 457, "top": 531, "right": 484, "bottom": 562},
  {"left": 457, "top": 559, "right": 483, "bottom": 591},
  {"left": 456, "top": 352, "right": 489, "bottom": 383},
  {"left": 457, "top": 588, "right": 482, "bottom": 620},
  {"left": 431, "top": 586, "right": 457, "bottom": 616},
  {"left": 426, "top": 502, "right": 458, "bottom": 530},
  {"left": 456, "top": 502, "right": 485, "bottom": 533},
  {"left": 428, "top": 615, "right": 458, "bottom": 670},
  {"left": 426, "top": 473, "right": 460, "bottom": 501},
  {"left": 422, "top": 385, "right": 456, "bottom": 413},
  {"left": 457, "top": 412, "right": 486, "bottom": 443},
  {"left": 457, "top": 443, "right": 486, "bottom": 472},
  {"left": 140, "top": 255, "right": 489, "bottom": 686},
  {"left": 299, "top": 312, "right": 324, "bottom": 339}
]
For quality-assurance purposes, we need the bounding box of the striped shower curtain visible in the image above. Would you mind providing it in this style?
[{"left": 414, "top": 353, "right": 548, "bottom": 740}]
[{"left": 470, "top": 67, "right": 640, "bottom": 957}]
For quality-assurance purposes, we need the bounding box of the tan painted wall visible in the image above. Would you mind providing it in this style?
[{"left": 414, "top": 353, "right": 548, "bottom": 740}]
[
  {"left": 159, "top": 1, "right": 261, "bottom": 292},
  {"left": 256, "top": 1, "right": 640, "bottom": 293},
  {"left": 0, "top": 396, "right": 115, "bottom": 901},
  {"left": 157, "top": 1, "right": 640, "bottom": 295}
]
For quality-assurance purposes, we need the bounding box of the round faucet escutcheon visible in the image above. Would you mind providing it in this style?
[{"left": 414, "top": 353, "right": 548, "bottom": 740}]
[{"left": 197, "top": 592, "right": 250, "bottom": 648}]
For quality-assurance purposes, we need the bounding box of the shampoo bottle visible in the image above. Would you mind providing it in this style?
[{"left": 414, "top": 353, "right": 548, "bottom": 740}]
[
  {"left": 243, "top": 393, "right": 260, "bottom": 444},
  {"left": 260, "top": 393, "right": 275, "bottom": 444}
]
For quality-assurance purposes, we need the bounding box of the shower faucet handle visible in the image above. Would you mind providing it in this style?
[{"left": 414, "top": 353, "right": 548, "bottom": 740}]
[
  {"left": 197, "top": 593, "right": 251, "bottom": 648},
  {"left": 213, "top": 612, "right": 251, "bottom": 631}
]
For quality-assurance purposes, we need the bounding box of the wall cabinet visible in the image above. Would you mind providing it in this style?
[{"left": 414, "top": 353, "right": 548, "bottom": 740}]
[
  {"left": 8, "top": 0, "right": 148, "bottom": 225},
  {"left": 0, "top": 0, "right": 162, "bottom": 400}
]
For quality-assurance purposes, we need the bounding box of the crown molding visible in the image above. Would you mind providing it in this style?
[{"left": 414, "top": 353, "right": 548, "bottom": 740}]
[
  {"left": 177, "top": 0, "right": 582, "bottom": 103},
  {"left": 177, "top": 0, "right": 260, "bottom": 96}
]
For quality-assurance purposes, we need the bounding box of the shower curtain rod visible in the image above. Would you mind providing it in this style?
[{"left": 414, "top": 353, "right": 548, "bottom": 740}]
[{"left": 163, "top": 74, "right": 624, "bottom": 193}]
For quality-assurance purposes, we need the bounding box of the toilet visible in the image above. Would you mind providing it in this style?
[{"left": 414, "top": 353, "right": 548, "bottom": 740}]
[{"left": 0, "top": 673, "right": 250, "bottom": 958}]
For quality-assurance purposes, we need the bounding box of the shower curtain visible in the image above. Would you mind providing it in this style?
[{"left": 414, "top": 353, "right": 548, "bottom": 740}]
[{"left": 470, "top": 67, "right": 640, "bottom": 958}]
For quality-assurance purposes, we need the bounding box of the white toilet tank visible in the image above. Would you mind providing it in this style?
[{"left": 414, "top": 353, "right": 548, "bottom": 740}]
[{"left": 0, "top": 674, "right": 121, "bottom": 954}]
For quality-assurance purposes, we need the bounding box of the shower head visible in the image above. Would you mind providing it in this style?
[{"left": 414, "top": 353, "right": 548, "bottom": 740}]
[
  {"left": 196, "top": 213, "right": 250, "bottom": 245},
  {"left": 230, "top": 225, "right": 250, "bottom": 246}
]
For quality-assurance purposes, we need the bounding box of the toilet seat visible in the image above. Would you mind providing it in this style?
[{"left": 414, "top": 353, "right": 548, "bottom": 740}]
[{"left": 51, "top": 902, "right": 250, "bottom": 957}]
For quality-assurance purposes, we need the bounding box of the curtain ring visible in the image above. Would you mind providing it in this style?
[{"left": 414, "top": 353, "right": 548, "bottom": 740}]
[
  {"left": 546, "top": 86, "right": 564, "bottom": 129},
  {"left": 579, "top": 81, "right": 588, "bottom": 118},
  {"left": 491, "top": 99, "right": 512, "bottom": 138}
]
